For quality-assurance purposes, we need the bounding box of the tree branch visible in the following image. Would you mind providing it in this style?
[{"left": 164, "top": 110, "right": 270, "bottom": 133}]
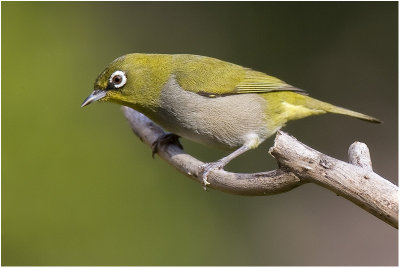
[{"left": 122, "top": 106, "right": 398, "bottom": 228}]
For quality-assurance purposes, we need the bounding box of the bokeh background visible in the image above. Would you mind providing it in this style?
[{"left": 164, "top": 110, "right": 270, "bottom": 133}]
[{"left": 2, "top": 2, "right": 398, "bottom": 266}]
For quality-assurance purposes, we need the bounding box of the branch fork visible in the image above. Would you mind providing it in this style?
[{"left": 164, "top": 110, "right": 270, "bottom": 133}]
[{"left": 122, "top": 106, "right": 398, "bottom": 228}]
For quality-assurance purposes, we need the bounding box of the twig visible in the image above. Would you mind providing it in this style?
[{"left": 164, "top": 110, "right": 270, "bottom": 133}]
[{"left": 122, "top": 106, "right": 398, "bottom": 228}]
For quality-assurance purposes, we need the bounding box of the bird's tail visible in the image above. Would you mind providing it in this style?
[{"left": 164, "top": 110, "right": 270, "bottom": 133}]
[{"left": 302, "top": 96, "right": 382, "bottom": 123}]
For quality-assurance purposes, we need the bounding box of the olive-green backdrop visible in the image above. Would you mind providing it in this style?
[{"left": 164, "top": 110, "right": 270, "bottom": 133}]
[{"left": 2, "top": 2, "right": 398, "bottom": 266}]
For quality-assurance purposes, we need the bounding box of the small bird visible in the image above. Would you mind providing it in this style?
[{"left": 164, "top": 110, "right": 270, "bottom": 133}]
[{"left": 82, "top": 53, "right": 381, "bottom": 187}]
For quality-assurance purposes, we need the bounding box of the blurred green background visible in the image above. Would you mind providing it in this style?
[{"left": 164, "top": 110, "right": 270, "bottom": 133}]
[{"left": 2, "top": 2, "right": 398, "bottom": 266}]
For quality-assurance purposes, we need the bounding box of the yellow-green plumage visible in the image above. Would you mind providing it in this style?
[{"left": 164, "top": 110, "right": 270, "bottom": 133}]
[
  {"left": 92, "top": 53, "right": 379, "bottom": 135},
  {"left": 83, "top": 53, "right": 381, "bottom": 186},
  {"left": 262, "top": 91, "right": 380, "bottom": 130}
]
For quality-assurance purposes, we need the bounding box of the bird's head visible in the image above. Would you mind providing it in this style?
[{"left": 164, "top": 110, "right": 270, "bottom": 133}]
[{"left": 81, "top": 54, "right": 171, "bottom": 112}]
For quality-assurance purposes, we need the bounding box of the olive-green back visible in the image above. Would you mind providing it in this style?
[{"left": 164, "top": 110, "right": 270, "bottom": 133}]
[{"left": 170, "top": 54, "right": 305, "bottom": 97}]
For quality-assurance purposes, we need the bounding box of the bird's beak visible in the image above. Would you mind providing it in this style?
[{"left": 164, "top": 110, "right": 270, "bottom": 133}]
[{"left": 81, "top": 90, "right": 107, "bottom": 107}]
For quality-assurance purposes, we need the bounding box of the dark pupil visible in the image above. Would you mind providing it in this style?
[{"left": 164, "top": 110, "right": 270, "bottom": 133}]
[{"left": 113, "top": 75, "right": 121, "bottom": 84}]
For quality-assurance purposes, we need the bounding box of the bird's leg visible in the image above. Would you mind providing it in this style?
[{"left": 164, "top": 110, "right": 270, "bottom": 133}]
[
  {"left": 199, "top": 144, "right": 251, "bottom": 190},
  {"left": 151, "top": 133, "right": 183, "bottom": 158}
]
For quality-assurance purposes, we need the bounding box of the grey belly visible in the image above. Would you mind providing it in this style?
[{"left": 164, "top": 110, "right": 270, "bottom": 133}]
[{"left": 154, "top": 77, "right": 271, "bottom": 149}]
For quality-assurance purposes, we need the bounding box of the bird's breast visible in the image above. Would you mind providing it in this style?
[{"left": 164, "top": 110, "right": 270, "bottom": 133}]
[{"left": 151, "top": 76, "right": 275, "bottom": 149}]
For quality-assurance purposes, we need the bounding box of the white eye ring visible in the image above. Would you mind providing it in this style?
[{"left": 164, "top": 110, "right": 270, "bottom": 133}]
[{"left": 109, "top": 70, "right": 127, "bottom": 88}]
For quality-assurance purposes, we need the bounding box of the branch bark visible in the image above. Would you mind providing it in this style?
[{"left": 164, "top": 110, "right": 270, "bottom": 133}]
[{"left": 122, "top": 106, "right": 398, "bottom": 228}]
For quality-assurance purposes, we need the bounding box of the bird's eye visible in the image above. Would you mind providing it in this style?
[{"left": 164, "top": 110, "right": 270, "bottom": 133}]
[
  {"left": 109, "top": 70, "right": 127, "bottom": 89},
  {"left": 113, "top": 76, "right": 122, "bottom": 84}
]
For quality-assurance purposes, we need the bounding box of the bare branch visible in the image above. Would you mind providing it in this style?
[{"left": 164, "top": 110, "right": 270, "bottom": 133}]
[
  {"left": 348, "top": 142, "right": 373, "bottom": 171},
  {"left": 122, "top": 106, "right": 398, "bottom": 228},
  {"left": 270, "top": 132, "right": 398, "bottom": 228}
]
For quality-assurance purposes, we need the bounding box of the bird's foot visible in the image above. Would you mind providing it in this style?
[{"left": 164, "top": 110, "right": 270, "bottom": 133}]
[
  {"left": 151, "top": 133, "right": 183, "bottom": 158},
  {"left": 199, "top": 161, "right": 226, "bottom": 191}
]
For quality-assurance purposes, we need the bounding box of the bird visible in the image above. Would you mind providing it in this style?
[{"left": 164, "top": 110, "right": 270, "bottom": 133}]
[{"left": 82, "top": 53, "right": 381, "bottom": 188}]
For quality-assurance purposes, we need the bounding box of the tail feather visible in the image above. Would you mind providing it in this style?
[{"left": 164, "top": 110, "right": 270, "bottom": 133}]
[
  {"left": 305, "top": 97, "right": 382, "bottom": 124},
  {"left": 325, "top": 105, "right": 382, "bottom": 123}
]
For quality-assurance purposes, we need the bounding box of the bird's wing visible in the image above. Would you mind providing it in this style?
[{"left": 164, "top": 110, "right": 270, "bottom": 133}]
[
  {"left": 233, "top": 70, "right": 307, "bottom": 96},
  {"left": 174, "top": 56, "right": 307, "bottom": 98}
]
